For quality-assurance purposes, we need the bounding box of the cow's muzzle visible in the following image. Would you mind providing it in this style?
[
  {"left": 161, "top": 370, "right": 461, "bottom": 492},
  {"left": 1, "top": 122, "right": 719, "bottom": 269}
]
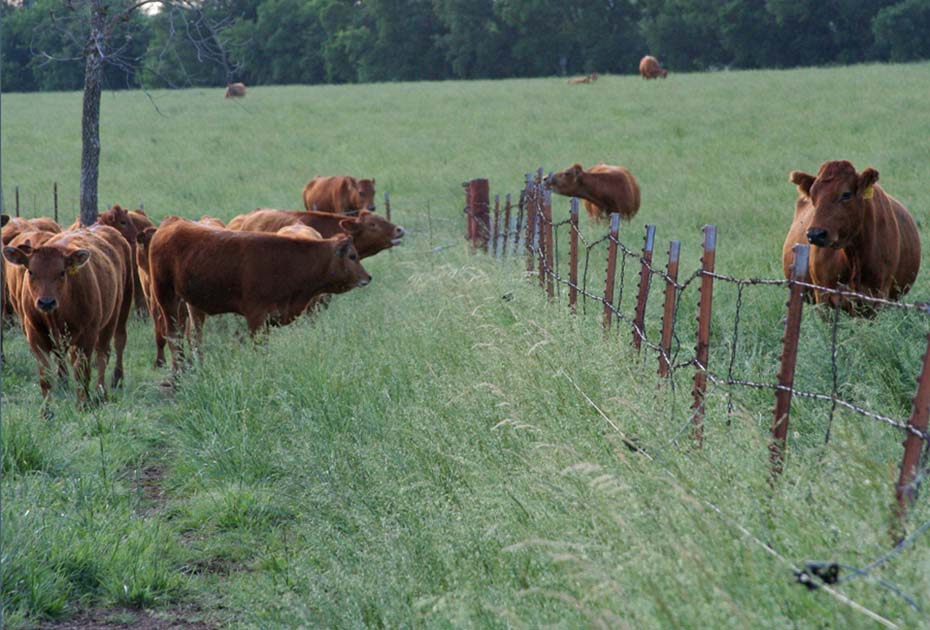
[
  {"left": 37, "top": 297, "right": 58, "bottom": 312},
  {"left": 806, "top": 228, "right": 830, "bottom": 247},
  {"left": 367, "top": 205, "right": 377, "bottom": 212},
  {"left": 391, "top": 226, "right": 406, "bottom": 246},
  {"left": 357, "top": 275, "right": 372, "bottom": 288}
]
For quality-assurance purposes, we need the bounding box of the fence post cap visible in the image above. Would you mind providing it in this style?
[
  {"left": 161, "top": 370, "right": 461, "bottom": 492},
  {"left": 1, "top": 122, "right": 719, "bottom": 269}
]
[
  {"left": 703, "top": 224, "right": 718, "bottom": 249},
  {"left": 610, "top": 213, "right": 621, "bottom": 232},
  {"left": 644, "top": 224, "right": 656, "bottom": 250}
]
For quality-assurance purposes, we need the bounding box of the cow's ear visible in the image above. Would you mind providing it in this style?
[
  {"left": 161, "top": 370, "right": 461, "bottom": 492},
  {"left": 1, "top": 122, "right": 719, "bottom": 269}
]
[
  {"left": 137, "top": 226, "right": 156, "bottom": 245},
  {"left": 371, "top": 178, "right": 376, "bottom": 186},
  {"left": 789, "top": 170, "right": 815, "bottom": 197},
  {"left": 65, "top": 249, "right": 91, "bottom": 272},
  {"left": 335, "top": 236, "right": 354, "bottom": 258},
  {"left": 857, "top": 168, "right": 879, "bottom": 200},
  {"left": 338, "top": 218, "right": 362, "bottom": 235},
  {"left": 3, "top": 246, "right": 30, "bottom": 267},
  {"left": 1, "top": 214, "right": 9, "bottom": 228}
]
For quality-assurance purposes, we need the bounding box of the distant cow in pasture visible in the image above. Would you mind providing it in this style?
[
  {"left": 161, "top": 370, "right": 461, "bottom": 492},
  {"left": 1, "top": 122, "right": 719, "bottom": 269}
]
[
  {"left": 546, "top": 163, "right": 641, "bottom": 223},
  {"left": 225, "top": 83, "right": 247, "bottom": 98},
  {"left": 228, "top": 209, "right": 404, "bottom": 259},
  {"left": 148, "top": 220, "right": 372, "bottom": 373},
  {"left": 783, "top": 160, "right": 921, "bottom": 314},
  {"left": 639, "top": 56, "right": 668, "bottom": 79},
  {"left": 302, "top": 176, "right": 377, "bottom": 214},
  {"left": 567, "top": 73, "right": 598, "bottom": 84},
  {"left": 3, "top": 225, "right": 133, "bottom": 402}
]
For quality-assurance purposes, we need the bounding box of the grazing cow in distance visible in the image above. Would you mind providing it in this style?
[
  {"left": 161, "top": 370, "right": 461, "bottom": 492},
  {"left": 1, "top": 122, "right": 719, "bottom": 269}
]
[
  {"left": 783, "top": 160, "right": 921, "bottom": 314},
  {"left": 148, "top": 221, "right": 371, "bottom": 373},
  {"left": 228, "top": 209, "right": 404, "bottom": 259},
  {"left": 3, "top": 225, "right": 133, "bottom": 402},
  {"left": 225, "top": 83, "right": 247, "bottom": 98},
  {"left": 302, "top": 176, "right": 377, "bottom": 214},
  {"left": 546, "top": 163, "right": 641, "bottom": 223},
  {"left": 639, "top": 56, "right": 668, "bottom": 79},
  {"left": 567, "top": 73, "right": 598, "bottom": 85}
]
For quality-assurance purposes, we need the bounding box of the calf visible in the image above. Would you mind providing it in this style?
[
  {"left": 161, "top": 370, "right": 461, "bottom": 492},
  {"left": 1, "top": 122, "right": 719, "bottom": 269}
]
[
  {"left": 546, "top": 163, "right": 641, "bottom": 222},
  {"left": 302, "top": 176, "right": 376, "bottom": 214},
  {"left": 149, "top": 220, "right": 371, "bottom": 372}
]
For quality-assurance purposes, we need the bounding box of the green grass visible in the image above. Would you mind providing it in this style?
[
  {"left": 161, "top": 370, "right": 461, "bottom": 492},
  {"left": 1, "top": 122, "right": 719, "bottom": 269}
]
[{"left": 3, "top": 63, "right": 930, "bottom": 628}]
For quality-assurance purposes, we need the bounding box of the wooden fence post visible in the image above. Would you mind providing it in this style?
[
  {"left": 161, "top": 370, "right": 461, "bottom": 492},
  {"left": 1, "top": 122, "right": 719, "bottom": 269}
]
[
  {"left": 384, "top": 191, "right": 391, "bottom": 222},
  {"left": 543, "top": 190, "right": 555, "bottom": 299},
  {"left": 53, "top": 182, "right": 59, "bottom": 223},
  {"left": 537, "top": 188, "right": 547, "bottom": 290},
  {"left": 525, "top": 176, "right": 536, "bottom": 272},
  {"left": 464, "top": 182, "right": 473, "bottom": 248},
  {"left": 15, "top": 186, "right": 20, "bottom": 217},
  {"left": 602, "top": 213, "right": 621, "bottom": 330},
  {"left": 492, "top": 194, "right": 501, "bottom": 257},
  {"left": 691, "top": 225, "right": 717, "bottom": 447},
  {"left": 770, "top": 244, "right": 810, "bottom": 477},
  {"left": 632, "top": 224, "right": 656, "bottom": 351},
  {"left": 502, "top": 193, "right": 512, "bottom": 257},
  {"left": 569, "top": 198, "right": 579, "bottom": 312},
  {"left": 515, "top": 188, "right": 526, "bottom": 254},
  {"left": 658, "top": 240, "right": 681, "bottom": 377},
  {"left": 468, "top": 179, "right": 491, "bottom": 252},
  {"left": 894, "top": 332, "right": 930, "bottom": 539}
]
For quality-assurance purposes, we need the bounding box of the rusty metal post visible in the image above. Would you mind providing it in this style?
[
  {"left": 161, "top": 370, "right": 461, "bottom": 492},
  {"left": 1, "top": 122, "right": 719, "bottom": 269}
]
[
  {"left": 632, "top": 225, "right": 657, "bottom": 351},
  {"left": 569, "top": 198, "right": 579, "bottom": 312},
  {"left": 770, "top": 244, "right": 810, "bottom": 477},
  {"left": 468, "top": 179, "right": 491, "bottom": 252},
  {"left": 658, "top": 241, "right": 681, "bottom": 377},
  {"left": 602, "top": 213, "right": 621, "bottom": 330},
  {"left": 691, "top": 225, "right": 717, "bottom": 447},
  {"left": 492, "top": 194, "right": 501, "bottom": 257},
  {"left": 543, "top": 190, "right": 555, "bottom": 299},
  {"left": 894, "top": 332, "right": 930, "bottom": 537},
  {"left": 53, "top": 182, "right": 59, "bottom": 223},
  {"left": 384, "top": 191, "right": 391, "bottom": 222},
  {"left": 15, "top": 186, "right": 20, "bottom": 218},
  {"left": 524, "top": 176, "right": 536, "bottom": 272},
  {"left": 502, "top": 193, "right": 512, "bottom": 257}
]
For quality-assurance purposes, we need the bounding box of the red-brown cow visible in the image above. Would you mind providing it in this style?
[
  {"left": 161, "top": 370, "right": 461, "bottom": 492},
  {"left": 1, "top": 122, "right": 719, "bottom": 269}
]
[
  {"left": 567, "top": 72, "right": 599, "bottom": 84},
  {"left": 783, "top": 160, "right": 921, "bottom": 314},
  {"left": 225, "top": 82, "right": 247, "bottom": 98},
  {"left": 227, "top": 209, "right": 404, "bottom": 258},
  {"left": 302, "top": 176, "right": 377, "bottom": 214},
  {"left": 148, "top": 220, "right": 371, "bottom": 373},
  {"left": 546, "top": 163, "right": 641, "bottom": 223},
  {"left": 3, "top": 225, "right": 133, "bottom": 401},
  {"left": 639, "top": 56, "right": 668, "bottom": 79}
]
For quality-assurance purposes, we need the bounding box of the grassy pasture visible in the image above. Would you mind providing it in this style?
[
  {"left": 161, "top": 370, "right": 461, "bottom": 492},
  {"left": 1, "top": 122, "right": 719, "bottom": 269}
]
[{"left": 2, "top": 62, "right": 930, "bottom": 628}]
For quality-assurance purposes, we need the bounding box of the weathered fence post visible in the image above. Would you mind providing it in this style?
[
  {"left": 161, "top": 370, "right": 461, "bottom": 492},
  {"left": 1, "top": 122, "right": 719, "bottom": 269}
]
[
  {"left": 492, "top": 194, "right": 501, "bottom": 257},
  {"left": 502, "top": 193, "right": 512, "bottom": 257},
  {"left": 524, "top": 175, "right": 536, "bottom": 272},
  {"left": 53, "top": 182, "right": 59, "bottom": 223},
  {"left": 691, "top": 225, "right": 717, "bottom": 447},
  {"left": 658, "top": 241, "right": 681, "bottom": 377},
  {"left": 769, "top": 244, "right": 810, "bottom": 477},
  {"left": 15, "top": 186, "right": 20, "bottom": 217},
  {"left": 569, "top": 198, "right": 579, "bottom": 312},
  {"left": 543, "top": 190, "right": 555, "bottom": 299},
  {"left": 463, "top": 182, "right": 473, "bottom": 248},
  {"left": 384, "top": 191, "right": 391, "bottom": 222},
  {"left": 632, "top": 224, "right": 657, "bottom": 351},
  {"left": 602, "top": 213, "right": 621, "bottom": 330},
  {"left": 537, "top": 189, "right": 547, "bottom": 290},
  {"left": 515, "top": 188, "right": 526, "bottom": 254},
  {"left": 467, "top": 179, "right": 491, "bottom": 252},
  {"left": 894, "top": 332, "right": 930, "bottom": 539}
]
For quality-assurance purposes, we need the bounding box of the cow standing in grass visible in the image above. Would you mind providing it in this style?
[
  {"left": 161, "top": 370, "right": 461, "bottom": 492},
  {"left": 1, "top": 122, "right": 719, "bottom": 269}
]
[
  {"left": 783, "top": 160, "right": 921, "bottom": 314},
  {"left": 302, "top": 176, "right": 377, "bottom": 214},
  {"left": 546, "top": 163, "right": 641, "bottom": 223},
  {"left": 639, "top": 56, "right": 668, "bottom": 79},
  {"left": 225, "top": 83, "right": 247, "bottom": 98}
]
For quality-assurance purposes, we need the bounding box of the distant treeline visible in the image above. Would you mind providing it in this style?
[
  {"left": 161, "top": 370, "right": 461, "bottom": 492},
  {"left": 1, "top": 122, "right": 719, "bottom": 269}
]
[{"left": 3, "top": 0, "right": 930, "bottom": 92}]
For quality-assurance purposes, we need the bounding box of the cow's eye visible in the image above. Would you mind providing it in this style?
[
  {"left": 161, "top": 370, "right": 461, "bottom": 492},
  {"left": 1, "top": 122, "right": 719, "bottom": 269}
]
[
  {"left": 840, "top": 191, "right": 853, "bottom": 202},
  {"left": 350, "top": 254, "right": 357, "bottom": 261}
]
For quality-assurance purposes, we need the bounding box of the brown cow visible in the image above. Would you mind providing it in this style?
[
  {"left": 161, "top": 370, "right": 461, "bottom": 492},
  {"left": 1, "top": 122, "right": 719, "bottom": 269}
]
[
  {"left": 2, "top": 216, "right": 62, "bottom": 322},
  {"left": 198, "top": 216, "right": 226, "bottom": 229},
  {"left": 546, "top": 163, "right": 641, "bottom": 223},
  {"left": 228, "top": 209, "right": 404, "bottom": 258},
  {"left": 149, "top": 220, "right": 371, "bottom": 372},
  {"left": 277, "top": 224, "right": 323, "bottom": 240},
  {"left": 302, "top": 176, "right": 377, "bottom": 214},
  {"left": 639, "top": 56, "right": 668, "bottom": 79},
  {"left": 225, "top": 83, "right": 247, "bottom": 98},
  {"left": 3, "top": 225, "right": 133, "bottom": 402},
  {"left": 567, "top": 72, "right": 599, "bottom": 85},
  {"left": 783, "top": 161, "right": 921, "bottom": 314}
]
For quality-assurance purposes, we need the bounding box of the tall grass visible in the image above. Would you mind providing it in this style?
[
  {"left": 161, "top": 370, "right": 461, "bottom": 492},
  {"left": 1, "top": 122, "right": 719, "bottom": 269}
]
[{"left": 2, "top": 62, "right": 930, "bottom": 627}]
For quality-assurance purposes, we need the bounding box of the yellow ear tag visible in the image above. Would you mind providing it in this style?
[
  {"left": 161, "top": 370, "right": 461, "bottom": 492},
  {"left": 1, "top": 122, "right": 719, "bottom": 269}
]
[
  {"left": 862, "top": 186, "right": 874, "bottom": 200},
  {"left": 67, "top": 265, "right": 80, "bottom": 276}
]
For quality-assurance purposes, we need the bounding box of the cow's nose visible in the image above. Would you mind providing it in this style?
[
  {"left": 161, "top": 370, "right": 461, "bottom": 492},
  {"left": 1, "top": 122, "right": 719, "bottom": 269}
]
[
  {"left": 395, "top": 226, "right": 406, "bottom": 237},
  {"left": 806, "top": 228, "right": 829, "bottom": 246},
  {"left": 358, "top": 275, "right": 372, "bottom": 287},
  {"left": 368, "top": 205, "right": 377, "bottom": 211},
  {"left": 37, "top": 297, "right": 57, "bottom": 312}
]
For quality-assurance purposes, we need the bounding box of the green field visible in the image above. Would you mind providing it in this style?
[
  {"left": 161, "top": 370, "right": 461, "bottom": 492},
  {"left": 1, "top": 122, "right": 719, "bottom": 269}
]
[{"left": 3, "top": 63, "right": 930, "bottom": 628}]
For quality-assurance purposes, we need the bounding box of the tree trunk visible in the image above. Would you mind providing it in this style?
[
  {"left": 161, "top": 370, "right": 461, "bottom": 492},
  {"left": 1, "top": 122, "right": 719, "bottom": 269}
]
[{"left": 79, "top": 5, "right": 106, "bottom": 227}]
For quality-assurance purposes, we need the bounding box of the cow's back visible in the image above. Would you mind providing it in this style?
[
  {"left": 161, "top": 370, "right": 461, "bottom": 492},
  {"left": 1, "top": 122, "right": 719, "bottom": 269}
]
[
  {"left": 303, "top": 176, "right": 356, "bottom": 213},
  {"left": 586, "top": 164, "right": 640, "bottom": 220}
]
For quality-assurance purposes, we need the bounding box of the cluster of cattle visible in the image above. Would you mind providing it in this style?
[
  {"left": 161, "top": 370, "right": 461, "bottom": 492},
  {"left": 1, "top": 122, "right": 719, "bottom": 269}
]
[
  {"left": 544, "top": 159, "right": 921, "bottom": 314},
  {"left": 1, "top": 175, "right": 403, "bottom": 404},
  {"left": 567, "top": 56, "right": 668, "bottom": 85}
]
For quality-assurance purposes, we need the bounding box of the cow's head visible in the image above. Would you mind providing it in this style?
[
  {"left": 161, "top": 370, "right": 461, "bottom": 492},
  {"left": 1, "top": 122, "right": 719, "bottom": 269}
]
[
  {"left": 338, "top": 210, "right": 405, "bottom": 258},
  {"left": 1, "top": 214, "right": 9, "bottom": 228},
  {"left": 98, "top": 205, "right": 139, "bottom": 246},
  {"left": 546, "top": 164, "right": 584, "bottom": 194},
  {"left": 3, "top": 244, "right": 91, "bottom": 313},
  {"left": 789, "top": 160, "right": 878, "bottom": 249},
  {"left": 355, "top": 178, "right": 377, "bottom": 212},
  {"left": 325, "top": 235, "right": 371, "bottom": 293}
]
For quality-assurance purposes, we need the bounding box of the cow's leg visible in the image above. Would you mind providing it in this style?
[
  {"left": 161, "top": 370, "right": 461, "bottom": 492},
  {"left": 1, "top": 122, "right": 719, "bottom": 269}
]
[
  {"left": 70, "top": 342, "right": 95, "bottom": 405},
  {"left": 111, "top": 318, "right": 127, "bottom": 389},
  {"left": 245, "top": 310, "right": 270, "bottom": 338},
  {"left": 187, "top": 304, "right": 206, "bottom": 360}
]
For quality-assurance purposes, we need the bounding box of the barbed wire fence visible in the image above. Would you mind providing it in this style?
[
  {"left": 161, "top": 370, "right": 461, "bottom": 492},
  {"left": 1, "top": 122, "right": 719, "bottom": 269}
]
[{"left": 464, "top": 170, "right": 930, "bottom": 615}]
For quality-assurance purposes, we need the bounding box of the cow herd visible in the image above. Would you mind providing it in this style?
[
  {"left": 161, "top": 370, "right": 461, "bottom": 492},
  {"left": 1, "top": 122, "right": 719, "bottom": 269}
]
[{"left": 1, "top": 175, "right": 403, "bottom": 406}]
